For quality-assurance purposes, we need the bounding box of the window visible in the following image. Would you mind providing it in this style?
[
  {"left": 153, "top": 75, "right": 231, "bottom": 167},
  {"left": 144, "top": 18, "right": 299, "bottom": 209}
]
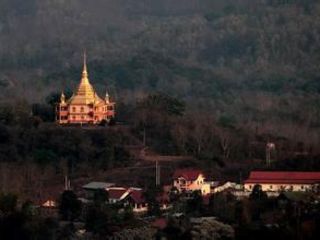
[
  {"left": 107, "top": 106, "right": 113, "bottom": 111},
  {"left": 80, "top": 107, "right": 84, "bottom": 112},
  {"left": 72, "top": 107, "right": 76, "bottom": 112},
  {"left": 81, "top": 116, "right": 85, "bottom": 120},
  {"left": 249, "top": 185, "right": 252, "bottom": 189},
  {"left": 270, "top": 185, "right": 273, "bottom": 189},
  {"left": 72, "top": 116, "right": 76, "bottom": 120},
  {"left": 301, "top": 185, "right": 304, "bottom": 189}
]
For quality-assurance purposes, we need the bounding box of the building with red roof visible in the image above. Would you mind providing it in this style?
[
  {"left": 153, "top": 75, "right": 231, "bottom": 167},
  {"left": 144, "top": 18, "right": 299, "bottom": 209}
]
[
  {"left": 173, "top": 169, "right": 211, "bottom": 195},
  {"left": 244, "top": 171, "right": 320, "bottom": 192},
  {"left": 107, "top": 187, "right": 130, "bottom": 203},
  {"left": 122, "top": 189, "right": 148, "bottom": 213}
]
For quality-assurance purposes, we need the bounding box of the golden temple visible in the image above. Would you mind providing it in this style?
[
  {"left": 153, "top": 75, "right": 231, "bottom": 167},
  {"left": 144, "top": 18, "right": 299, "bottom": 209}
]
[{"left": 56, "top": 53, "right": 115, "bottom": 124}]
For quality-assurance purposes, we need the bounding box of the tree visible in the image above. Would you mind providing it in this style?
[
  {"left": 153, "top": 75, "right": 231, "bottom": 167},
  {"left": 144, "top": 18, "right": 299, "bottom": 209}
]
[
  {"left": 84, "top": 204, "right": 111, "bottom": 236},
  {"left": 0, "top": 193, "right": 17, "bottom": 214},
  {"left": 144, "top": 186, "right": 162, "bottom": 217},
  {"left": 32, "top": 104, "right": 54, "bottom": 122},
  {"left": 249, "top": 184, "right": 268, "bottom": 221},
  {"left": 209, "top": 192, "right": 238, "bottom": 222},
  {"left": 58, "top": 190, "right": 82, "bottom": 221},
  {"left": 186, "top": 190, "right": 203, "bottom": 216},
  {"left": 137, "top": 93, "right": 186, "bottom": 117},
  {"left": 0, "top": 105, "right": 14, "bottom": 125},
  {"left": 93, "top": 189, "right": 109, "bottom": 207},
  {"left": 122, "top": 205, "right": 134, "bottom": 222},
  {"left": 249, "top": 184, "right": 268, "bottom": 201}
]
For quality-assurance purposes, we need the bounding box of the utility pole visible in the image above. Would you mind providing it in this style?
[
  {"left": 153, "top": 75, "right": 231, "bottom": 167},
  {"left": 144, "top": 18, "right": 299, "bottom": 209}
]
[
  {"left": 64, "top": 175, "right": 71, "bottom": 190},
  {"left": 156, "top": 161, "right": 160, "bottom": 186},
  {"left": 143, "top": 127, "right": 146, "bottom": 147}
]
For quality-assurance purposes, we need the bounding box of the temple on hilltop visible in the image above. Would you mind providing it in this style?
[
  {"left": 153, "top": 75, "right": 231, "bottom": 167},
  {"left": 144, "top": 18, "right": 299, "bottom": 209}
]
[{"left": 56, "top": 53, "right": 115, "bottom": 124}]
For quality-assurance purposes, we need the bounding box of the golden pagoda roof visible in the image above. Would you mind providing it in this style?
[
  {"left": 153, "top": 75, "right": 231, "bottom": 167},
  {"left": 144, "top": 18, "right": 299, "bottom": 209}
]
[{"left": 68, "top": 53, "right": 104, "bottom": 105}]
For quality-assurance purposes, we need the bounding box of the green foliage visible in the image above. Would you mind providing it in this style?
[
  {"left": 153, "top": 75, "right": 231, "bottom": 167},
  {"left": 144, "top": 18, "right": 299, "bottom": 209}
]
[
  {"left": 33, "top": 149, "right": 58, "bottom": 167},
  {"left": 144, "top": 185, "right": 162, "bottom": 217},
  {"left": 186, "top": 190, "right": 204, "bottom": 216},
  {"left": 217, "top": 114, "right": 236, "bottom": 129},
  {"left": 21, "top": 201, "right": 35, "bottom": 218},
  {"left": 0, "top": 105, "right": 15, "bottom": 125},
  {"left": 32, "top": 104, "right": 54, "bottom": 122},
  {"left": 58, "top": 190, "right": 82, "bottom": 221},
  {"left": 137, "top": 93, "right": 186, "bottom": 117},
  {"left": 122, "top": 205, "right": 134, "bottom": 222},
  {"left": 249, "top": 184, "right": 268, "bottom": 201},
  {"left": 1, "top": 1, "right": 320, "bottom": 164},
  {"left": 0, "top": 124, "right": 10, "bottom": 144},
  {"left": 85, "top": 204, "right": 113, "bottom": 236},
  {"left": 93, "top": 189, "right": 109, "bottom": 207},
  {"left": 249, "top": 185, "right": 269, "bottom": 221},
  {"left": 209, "top": 192, "right": 238, "bottom": 223},
  {"left": 0, "top": 193, "right": 17, "bottom": 214}
]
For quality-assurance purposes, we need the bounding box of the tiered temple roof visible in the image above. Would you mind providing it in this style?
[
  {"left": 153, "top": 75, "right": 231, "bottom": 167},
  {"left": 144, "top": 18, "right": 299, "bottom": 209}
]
[{"left": 68, "top": 53, "right": 104, "bottom": 105}]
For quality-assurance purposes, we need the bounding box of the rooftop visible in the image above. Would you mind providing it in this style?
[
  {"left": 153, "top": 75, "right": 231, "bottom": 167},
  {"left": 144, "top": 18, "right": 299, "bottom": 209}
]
[
  {"left": 173, "top": 169, "right": 204, "bottom": 181},
  {"left": 108, "top": 188, "right": 128, "bottom": 200},
  {"left": 245, "top": 171, "right": 320, "bottom": 184},
  {"left": 82, "top": 182, "right": 115, "bottom": 190},
  {"left": 129, "top": 190, "right": 145, "bottom": 204}
]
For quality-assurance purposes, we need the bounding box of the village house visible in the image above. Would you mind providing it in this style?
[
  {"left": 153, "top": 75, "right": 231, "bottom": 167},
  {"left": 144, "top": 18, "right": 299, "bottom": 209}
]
[
  {"left": 244, "top": 171, "right": 320, "bottom": 192},
  {"left": 173, "top": 169, "right": 211, "bottom": 195},
  {"left": 122, "top": 189, "right": 148, "bottom": 213},
  {"left": 120, "top": 188, "right": 169, "bottom": 213},
  {"left": 82, "top": 182, "right": 115, "bottom": 199},
  {"left": 107, "top": 187, "right": 130, "bottom": 204}
]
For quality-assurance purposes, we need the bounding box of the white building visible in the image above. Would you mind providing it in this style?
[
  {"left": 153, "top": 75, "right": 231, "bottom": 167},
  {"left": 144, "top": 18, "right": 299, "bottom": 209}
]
[
  {"left": 173, "top": 169, "right": 211, "bottom": 195},
  {"left": 244, "top": 171, "right": 320, "bottom": 192}
]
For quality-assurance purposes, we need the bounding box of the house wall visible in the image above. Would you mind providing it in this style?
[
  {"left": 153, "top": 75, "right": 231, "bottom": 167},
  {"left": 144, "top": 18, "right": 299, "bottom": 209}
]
[
  {"left": 57, "top": 102, "right": 115, "bottom": 124},
  {"left": 201, "top": 183, "right": 211, "bottom": 195},
  {"left": 132, "top": 203, "right": 148, "bottom": 213},
  {"left": 244, "top": 183, "right": 313, "bottom": 192},
  {"left": 213, "top": 182, "right": 237, "bottom": 193},
  {"left": 174, "top": 174, "right": 209, "bottom": 195}
]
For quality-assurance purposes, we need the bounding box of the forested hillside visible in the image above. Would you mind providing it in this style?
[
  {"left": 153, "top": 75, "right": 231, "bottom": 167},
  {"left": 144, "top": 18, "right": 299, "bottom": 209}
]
[{"left": 0, "top": 0, "right": 320, "bottom": 148}]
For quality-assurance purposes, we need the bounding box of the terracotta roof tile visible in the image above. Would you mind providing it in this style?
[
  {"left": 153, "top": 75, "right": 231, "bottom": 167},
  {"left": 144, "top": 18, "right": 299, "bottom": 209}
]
[
  {"left": 173, "top": 169, "right": 203, "bottom": 181},
  {"left": 245, "top": 171, "right": 320, "bottom": 184},
  {"left": 108, "top": 189, "right": 128, "bottom": 200},
  {"left": 129, "top": 190, "right": 145, "bottom": 204}
]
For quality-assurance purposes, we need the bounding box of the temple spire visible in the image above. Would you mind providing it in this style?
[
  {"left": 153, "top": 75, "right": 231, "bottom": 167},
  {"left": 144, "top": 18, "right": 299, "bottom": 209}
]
[
  {"left": 60, "top": 92, "right": 66, "bottom": 104},
  {"left": 105, "top": 91, "right": 110, "bottom": 103},
  {"left": 82, "top": 51, "right": 88, "bottom": 78}
]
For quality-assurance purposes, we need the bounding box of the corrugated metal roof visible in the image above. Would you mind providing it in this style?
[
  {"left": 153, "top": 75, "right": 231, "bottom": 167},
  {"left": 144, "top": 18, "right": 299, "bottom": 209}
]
[{"left": 82, "top": 182, "right": 114, "bottom": 190}]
